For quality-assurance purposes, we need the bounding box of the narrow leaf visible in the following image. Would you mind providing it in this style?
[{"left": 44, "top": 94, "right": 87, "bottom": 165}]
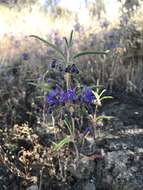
[
  {"left": 29, "top": 35, "right": 65, "bottom": 60},
  {"left": 29, "top": 82, "right": 50, "bottom": 91},
  {"left": 63, "top": 37, "right": 69, "bottom": 47},
  {"left": 53, "top": 137, "right": 71, "bottom": 151},
  {"left": 73, "top": 51, "right": 107, "bottom": 59},
  {"left": 64, "top": 119, "right": 72, "bottom": 135},
  {"left": 92, "top": 91, "right": 100, "bottom": 101},
  {"left": 100, "top": 96, "right": 113, "bottom": 101},
  {"left": 96, "top": 115, "right": 113, "bottom": 122},
  {"left": 99, "top": 89, "right": 106, "bottom": 98},
  {"left": 96, "top": 79, "right": 100, "bottom": 94},
  {"left": 69, "top": 30, "right": 73, "bottom": 46}
]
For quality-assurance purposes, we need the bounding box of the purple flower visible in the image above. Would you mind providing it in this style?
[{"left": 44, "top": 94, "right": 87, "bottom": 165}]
[
  {"left": 70, "top": 64, "right": 79, "bottom": 74},
  {"left": 100, "top": 20, "right": 109, "bottom": 28},
  {"left": 66, "top": 89, "right": 77, "bottom": 102},
  {"left": 59, "top": 89, "right": 77, "bottom": 103},
  {"left": 65, "top": 65, "right": 71, "bottom": 73},
  {"left": 81, "top": 86, "right": 95, "bottom": 103},
  {"left": 83, "top": 127, "right": 91, "bottom": 135},
  {"left": 104, "top": 31, "right": 115, "bottom": 38},
  {"left": 46, "top": 88, "right": 77, "bottom": 107},
  {"left": 47, "top": 78, "right": 54, "bottom": 83},
  {"left": 104, "top": 41, "right": 117, "bottom": 49},
  {"left": 46, "top": 88, "right": 59, "bottom": 106},
  {"left": 21, "top": 53, "right": 29, "bottom": 61},
  {"left": 59, "top": 90, "right": 68, "bottom": 103},
  {"left": 51, "top": 59, "right": 57, "bottom": 68},
  {"left": 87, "top": 105, "right": 94, "bottom": 114},
  {"left": 65, "top": 64, "right": 79, "bottom": 74}
]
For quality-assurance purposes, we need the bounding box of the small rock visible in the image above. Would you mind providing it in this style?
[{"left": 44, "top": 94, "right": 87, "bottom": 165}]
[
  {"left": 68, "top": 156, "right": 95, "bottom": 179},
  {"left": 82, "top": 181, "right": 96, "bottom": 190},
  {"left": 26, "top": 184, "right": 39, "bottom": 190}
]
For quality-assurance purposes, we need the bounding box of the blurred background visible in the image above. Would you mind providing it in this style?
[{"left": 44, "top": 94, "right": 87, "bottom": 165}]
[
  {"left": 1, "top": 0, "right": 143, "bottom": 94},
  {"left": 1, "top": 2, "right": 143, "bottom": 190}
]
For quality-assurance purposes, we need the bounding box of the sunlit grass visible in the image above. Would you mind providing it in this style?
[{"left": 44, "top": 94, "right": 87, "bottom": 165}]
[
  {"left": 0, "top": 6, "right": 117, "bottom": 58},
  {"left": 0, "top": 2, "right": 143, "bottom": 93},
  {"left": 0, "top": 3, "right": 120, "bottom": 37}
]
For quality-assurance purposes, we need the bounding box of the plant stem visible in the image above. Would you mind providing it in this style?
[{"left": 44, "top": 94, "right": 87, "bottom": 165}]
[
  {"left": 71, "top": 117, "right": 79, "bottom": 166},
  {"left": 39, "top": 167, "right": 44, "bottom": 190}
]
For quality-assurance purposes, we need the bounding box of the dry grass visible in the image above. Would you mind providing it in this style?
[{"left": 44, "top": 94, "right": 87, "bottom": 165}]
[{"left": 0, "top": 2, "right": 143, "bottom": 94}]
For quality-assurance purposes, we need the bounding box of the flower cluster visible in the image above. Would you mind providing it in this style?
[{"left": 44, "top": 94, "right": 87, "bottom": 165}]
[
  {"left": 46, "top": 86, "right": 96, "bottom": 113},
  {"left": 50, "top": 59, "right": 79, "bottom": 74}
]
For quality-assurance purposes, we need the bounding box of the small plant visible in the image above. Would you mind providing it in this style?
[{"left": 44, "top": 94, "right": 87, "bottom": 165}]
[{"left": 30, "top": 31, "right": 112, "bottom": 168}]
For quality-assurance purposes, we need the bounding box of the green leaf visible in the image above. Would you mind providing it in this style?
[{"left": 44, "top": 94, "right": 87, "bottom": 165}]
[
  {"left": 73, "top": 51, "right": 107, "bottom": 59},
  {"left": 29, "top": 35, "right": 65, "bottom": 60},
  {"left": 92, "top": 91, "right": 100, "bottom": 102},
  {"left": 64, "top": 118, "right": 72, "bottom": 135},
  {"left": 100, "top": 96, "right": 113, "bottom": 101},
  {"left": 29, "top": 82, "right": 50, "bottom": 91},
  {"left": 69, "top": 30, "right": 73, "bottom": 47},
  {"left": 53, "top": 137, "right": 71, "bottom": 151},
  {"left": 96, "top": 79, "right": 100, "bottom": 94},
  {"left": 99, "top": 89, "right": 106, "bottom": 97},
  {"left": 96, "top": 115, "right": 113, "bottom": 122},
  {"left": 63, "top": 37, "right": 69, "bottom": 47},
  {"left": 28, "top": 82, "right": 38, "bottom": 87}
]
